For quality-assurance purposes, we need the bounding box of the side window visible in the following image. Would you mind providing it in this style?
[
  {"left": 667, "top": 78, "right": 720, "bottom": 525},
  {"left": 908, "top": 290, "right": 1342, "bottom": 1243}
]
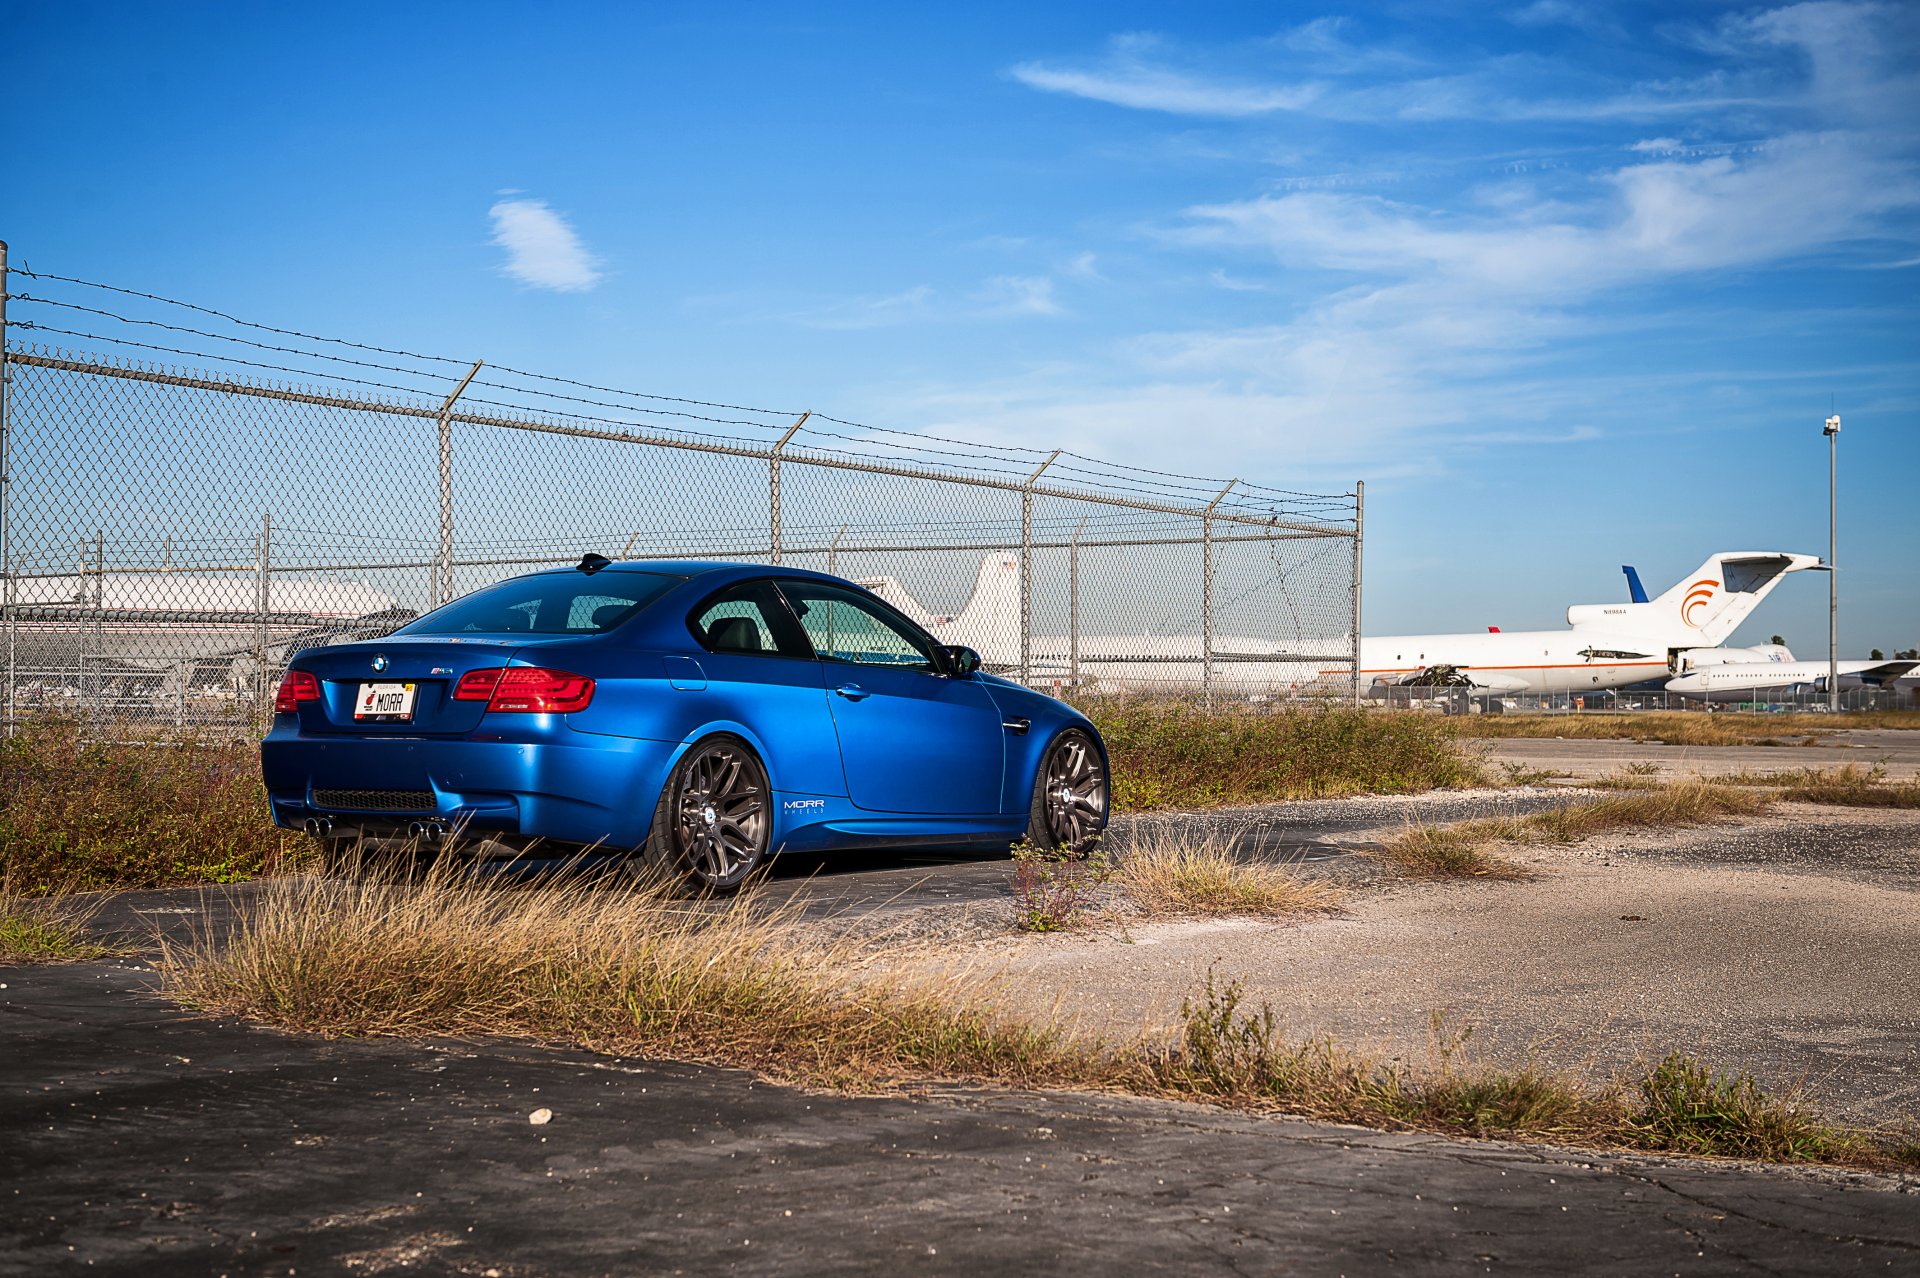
[
  {"left": 689, "top": 581, "right": 811, "bottom": 659},
  {"left": 566, "top": 594, "right": 643, "bottom": 632},
  {"left": 775, "top": 581, "right": 939, "bottom": 672}
]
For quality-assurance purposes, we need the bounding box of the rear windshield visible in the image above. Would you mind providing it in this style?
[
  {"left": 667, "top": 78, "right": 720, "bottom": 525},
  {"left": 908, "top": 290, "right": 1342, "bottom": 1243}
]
[{"left": 398, "top": 571, "right": 679, "bottom": 636}]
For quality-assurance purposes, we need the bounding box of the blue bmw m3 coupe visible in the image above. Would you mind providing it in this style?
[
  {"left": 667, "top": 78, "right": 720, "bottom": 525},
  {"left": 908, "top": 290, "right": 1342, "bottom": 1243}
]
[{"left": 261, "top": 556, "right": 1110, "bottom": 889}]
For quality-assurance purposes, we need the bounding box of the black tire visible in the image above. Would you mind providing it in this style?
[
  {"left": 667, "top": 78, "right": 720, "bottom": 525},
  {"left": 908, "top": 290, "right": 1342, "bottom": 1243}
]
[
  {"left": 640, "top": 735, "right": 772, "bottom": 892},
  {"left": 1027, "top": 728, "right": 1109, "bottom": 856}
]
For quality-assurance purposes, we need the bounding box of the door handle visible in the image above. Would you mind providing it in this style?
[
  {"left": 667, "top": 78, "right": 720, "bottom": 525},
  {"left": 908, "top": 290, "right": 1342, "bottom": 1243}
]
[{"left": 833, "top": 684, "right": 871, "bottom": 701}]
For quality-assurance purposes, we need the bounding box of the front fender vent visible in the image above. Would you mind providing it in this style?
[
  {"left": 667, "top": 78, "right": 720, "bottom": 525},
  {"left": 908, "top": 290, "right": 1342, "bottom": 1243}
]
[{"left": 313, "top": 788, "right": 435, "bottom": 812}]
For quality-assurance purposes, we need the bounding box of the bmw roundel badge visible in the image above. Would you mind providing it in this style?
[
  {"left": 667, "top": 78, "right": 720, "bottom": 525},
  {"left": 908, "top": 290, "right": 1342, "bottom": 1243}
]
[{"left": 371, "top": 654, "right": 389, "bottom": 673}]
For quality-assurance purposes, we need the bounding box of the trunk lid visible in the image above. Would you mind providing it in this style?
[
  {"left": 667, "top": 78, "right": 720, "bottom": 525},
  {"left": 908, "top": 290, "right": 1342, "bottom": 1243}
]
[{"left": 292, "top": 636, "right": 529, "bottom": 735}]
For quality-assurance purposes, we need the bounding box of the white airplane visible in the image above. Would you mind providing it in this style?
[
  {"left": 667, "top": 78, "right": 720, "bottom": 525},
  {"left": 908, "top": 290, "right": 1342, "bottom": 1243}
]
[
  {"left": 1666, "top": 657, "right": 1920, "bottom": 703},
  {"left": 861, "top": 550, "right": 1820, "bottom": 698},
  {"left": 7, "top": 573, "right": 405, "bottom": 675},
  {"left": 1353, "top": 550, "right": 1821, "bottom": 697}
]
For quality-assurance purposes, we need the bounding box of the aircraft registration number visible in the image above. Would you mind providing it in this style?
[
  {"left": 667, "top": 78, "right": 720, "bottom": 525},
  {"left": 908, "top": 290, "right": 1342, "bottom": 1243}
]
[{"left": 353, "top": 681, "right": 417, "bottom": 720}]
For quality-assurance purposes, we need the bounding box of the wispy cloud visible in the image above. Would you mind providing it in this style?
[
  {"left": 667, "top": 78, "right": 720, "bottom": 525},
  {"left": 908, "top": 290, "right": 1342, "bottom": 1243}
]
[
  {"left": 488, "top": 197, "right": 602, "bottom": 292},
  {"left": 916, "top": 2, "right": 1920, "bottom": 479},
  {"left": 972, "top": 274, "right": 1062, "bottom": 316},
  {"left": 793, "top": 274, "right": 1068, "bottom": 328},
  {"left": 795, "top": 285, "right": 935, "bottom": 330},
  {"left": 1011, "top": 34, "right": 1323, "bottom": 117},
  {"left": 1008, "top": 7, "right": 1913, "bottom": 124}
]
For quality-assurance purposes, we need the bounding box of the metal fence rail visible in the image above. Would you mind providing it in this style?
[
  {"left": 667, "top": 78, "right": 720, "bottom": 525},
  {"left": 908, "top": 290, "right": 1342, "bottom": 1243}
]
[{"left": 0, "top": 244, "right": 1364, "bottom": 732}]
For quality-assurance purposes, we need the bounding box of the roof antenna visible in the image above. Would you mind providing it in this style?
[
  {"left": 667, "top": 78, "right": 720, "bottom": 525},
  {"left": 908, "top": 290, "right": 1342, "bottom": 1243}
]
[{"left": 577, "top": 552, "right": 611, "bottom": 575}]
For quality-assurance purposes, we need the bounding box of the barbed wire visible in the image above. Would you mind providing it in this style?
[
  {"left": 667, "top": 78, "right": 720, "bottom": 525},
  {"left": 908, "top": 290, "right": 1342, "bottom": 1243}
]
[{"left": 6, "top": 265, "right": 1357, "bottom": 519}]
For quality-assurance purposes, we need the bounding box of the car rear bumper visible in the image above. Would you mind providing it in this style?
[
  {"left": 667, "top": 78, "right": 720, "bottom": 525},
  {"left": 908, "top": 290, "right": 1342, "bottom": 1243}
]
[{"left": 261, "top": 730, "right": 675, "bottom": 849}]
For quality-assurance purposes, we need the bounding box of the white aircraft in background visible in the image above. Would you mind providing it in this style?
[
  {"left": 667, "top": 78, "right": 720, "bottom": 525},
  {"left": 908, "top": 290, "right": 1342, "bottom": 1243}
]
[
  {"left": 1666, "top": 657, "right": 1920, "bottom": 702},
  {"left": 9, "top": 573, "right": 405, "bottom": 675},
  {"left": 860, "top": 550, "right": 1819, "bottom": 698},
  {"left": 1354, "top": 551, "right": 1820, "bottom": 697}
]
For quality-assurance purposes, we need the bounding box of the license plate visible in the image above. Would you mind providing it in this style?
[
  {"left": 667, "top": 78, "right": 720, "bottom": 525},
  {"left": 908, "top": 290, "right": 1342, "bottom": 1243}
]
[{"left": 353, "top": 681, "right": 417, "bottom": 720}]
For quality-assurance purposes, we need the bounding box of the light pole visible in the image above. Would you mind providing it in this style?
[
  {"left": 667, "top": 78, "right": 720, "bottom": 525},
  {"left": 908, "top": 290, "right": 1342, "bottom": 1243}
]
[{"left": 1824, "top": 414, "right": 1841, "bottom": 712}]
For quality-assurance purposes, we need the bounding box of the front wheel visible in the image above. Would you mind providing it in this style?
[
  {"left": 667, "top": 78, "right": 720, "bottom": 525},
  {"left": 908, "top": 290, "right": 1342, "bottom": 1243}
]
[
  {"left": 1027, "top": 729, "right": 1109, "bottom": 856},
  {"left": 641, "top": 736, "right": 772, "bottom": 892}
]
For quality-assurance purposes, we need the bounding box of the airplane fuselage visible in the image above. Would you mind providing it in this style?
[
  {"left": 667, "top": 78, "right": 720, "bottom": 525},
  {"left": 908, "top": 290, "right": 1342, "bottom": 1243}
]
[
  {"left": 1356, "top": 630, "right": 1670, "bottom": 696},
  {"left": 1666, "top": 660, "right": 1917, "bottom": 702}
]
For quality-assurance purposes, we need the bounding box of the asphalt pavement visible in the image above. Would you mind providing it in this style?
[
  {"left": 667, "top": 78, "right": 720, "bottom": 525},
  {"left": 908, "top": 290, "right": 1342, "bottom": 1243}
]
[
  {"left": 76, "top": 786, "right": 1593, "bottom": 951},
  {"left": 6, "top": 962, "right": 1916, "bottom": 1277}
]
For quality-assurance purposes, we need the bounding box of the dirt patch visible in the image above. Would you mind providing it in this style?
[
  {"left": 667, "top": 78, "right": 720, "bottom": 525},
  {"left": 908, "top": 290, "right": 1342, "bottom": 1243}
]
[{"left": 945, "top": 808, "right": 1920, "bottom": 1126}]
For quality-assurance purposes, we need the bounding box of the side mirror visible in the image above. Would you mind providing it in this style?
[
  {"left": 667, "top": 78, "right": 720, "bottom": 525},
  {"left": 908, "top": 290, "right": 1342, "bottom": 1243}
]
[{"left": 942, "top": 645, "right": 982, "bottom": 676}]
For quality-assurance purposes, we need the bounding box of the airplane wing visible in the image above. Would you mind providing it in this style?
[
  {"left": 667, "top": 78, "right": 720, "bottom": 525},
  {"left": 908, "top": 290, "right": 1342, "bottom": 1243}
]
[{"left": 1859, "top": 659, "right": 1920, "bottom": 684}]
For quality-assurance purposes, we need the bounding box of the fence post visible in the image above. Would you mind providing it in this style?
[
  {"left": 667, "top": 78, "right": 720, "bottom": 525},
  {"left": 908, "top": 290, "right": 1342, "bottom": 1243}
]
[
  {"left": 0, "top": 240, "right": 11, "bottom": 737},
  {"left": 1352, "top": 479, "right": 1365, "bottom": 708},
  {"left": 1019, "top": 450, "right": 1061, "bottom": 687},
  {"left": 434, "top": 361, "right": 483, "bottom": 608},
  {"left": 1069, "top": 516, "right": 1085, "bottom": 692},
  {"left": 1202, "top": 480, "right": 1237, "bottom": 708},
  {"left": 94, "top": 532, "right": 104, "bottom": 723},
  {"left": 828, "top": 523, "right": 846, "bottom": 576},
  {"left": 769, "top": 411, "right": 810, "bottom": 564},
  {"left": 256, "top": 512, "right": 270, "bottom": 724}
]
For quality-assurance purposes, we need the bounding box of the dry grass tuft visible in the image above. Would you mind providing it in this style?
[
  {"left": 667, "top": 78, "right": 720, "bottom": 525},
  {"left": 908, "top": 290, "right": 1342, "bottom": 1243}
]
[
  {"left": 1777, "top": 763, "right": 1920, "bottom": 808},
  {"left": 1367, "top": 780, "right": 1774, "bottom": 879},
  {"left": 1008, "top": 840, "right": 1115, "bottom": 932},
  {"left": 162, "top": 859, "right": 1102, "bottom": 1091},
  {"left": 1626, "top": 1052, "right": 1847, "bottom": 1163},
  {"left": 1116, "top": 823, "right": 1342, "bottom": 918},
  {"left": 1367, "top": 823, "right": 1534, "bottom": 880},
  {"left": 1158, "top": 977, "right": 1911, "bottom": 1167},
  {"left": 1084, "top": 699, "right": 1486, "bottom": 809},
  {"left": 1449, "top": 709, "right": 1920, "bottom": 746},
  {"left": 0, "top": 721, "right": 307, "bottom": 892},
  {"left": 1620, "top": 763, "right": 1920, "bottom": 809},
  {"left": 0, "top": 877, "right": 115, "bottom": 963}
]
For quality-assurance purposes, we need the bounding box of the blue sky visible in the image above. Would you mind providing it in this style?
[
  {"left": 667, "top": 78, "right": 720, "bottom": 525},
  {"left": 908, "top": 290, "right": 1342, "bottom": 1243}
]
[{"left": 5, "top": 0, "right": 1915, "bottom": 650}]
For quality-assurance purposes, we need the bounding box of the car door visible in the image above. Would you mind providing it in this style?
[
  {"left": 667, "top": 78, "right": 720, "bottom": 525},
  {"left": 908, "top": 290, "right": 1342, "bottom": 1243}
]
[
  {"left": 680, "top": 579, "right": 843, "bottom": 799},
  {"left": 773, "top": 578, "right": 1005, "bottom": 815}
]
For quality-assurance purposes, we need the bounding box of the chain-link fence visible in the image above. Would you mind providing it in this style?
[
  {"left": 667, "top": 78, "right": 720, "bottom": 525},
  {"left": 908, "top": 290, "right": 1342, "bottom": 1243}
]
[{"left": 0, "top": 246, "right": 1364, "bottom": 733}]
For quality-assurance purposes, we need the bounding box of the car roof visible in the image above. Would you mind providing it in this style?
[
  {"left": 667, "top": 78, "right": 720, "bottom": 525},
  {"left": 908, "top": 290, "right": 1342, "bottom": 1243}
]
[{"left": 521, "top": 559, "right": 858, "bottom": 587}]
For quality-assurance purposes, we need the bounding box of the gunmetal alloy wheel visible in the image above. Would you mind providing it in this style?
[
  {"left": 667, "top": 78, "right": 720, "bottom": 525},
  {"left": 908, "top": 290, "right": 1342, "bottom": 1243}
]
[
  {"left": 1032, "top": 729, "right": 1108, "bottom": 855},
  {"left": 650, "top": 737, "right": 771, "bottom": 891}
]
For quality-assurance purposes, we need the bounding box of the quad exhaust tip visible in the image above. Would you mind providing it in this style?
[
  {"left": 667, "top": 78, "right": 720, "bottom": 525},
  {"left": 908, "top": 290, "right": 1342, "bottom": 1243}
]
[
  {"left": 406, "top": 820, "right": 449, "bottom": 843},
  {"left": 301, "top": 817, "right": 333, "bottom": 838}
]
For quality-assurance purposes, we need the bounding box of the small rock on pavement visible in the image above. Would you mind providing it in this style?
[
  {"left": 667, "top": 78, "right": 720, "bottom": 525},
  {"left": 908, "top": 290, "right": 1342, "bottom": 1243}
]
[{"left": 528, "top": 1108, "right": 553, "bottom": 1126}]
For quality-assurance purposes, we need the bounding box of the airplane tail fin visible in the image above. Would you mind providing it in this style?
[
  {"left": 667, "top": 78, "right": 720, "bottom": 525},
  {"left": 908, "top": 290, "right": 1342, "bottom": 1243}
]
[
  {"left": 932, "top": 553, "right": 1023, "bottom": 664},
  {"left": 852, "top": 575, "right": 946, "bottom": 630},
  {"left": 1622, "top": 566, "right": 1649, "bottom": 604},
  {"left": 1569, "top": 552, "right": 1819, "bottom": 646}
]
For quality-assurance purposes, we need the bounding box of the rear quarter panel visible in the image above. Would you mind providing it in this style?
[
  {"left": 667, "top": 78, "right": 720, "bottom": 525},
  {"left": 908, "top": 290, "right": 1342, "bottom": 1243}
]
[{"left": 566, "top": 647, "right": 847, "bottom": 801}]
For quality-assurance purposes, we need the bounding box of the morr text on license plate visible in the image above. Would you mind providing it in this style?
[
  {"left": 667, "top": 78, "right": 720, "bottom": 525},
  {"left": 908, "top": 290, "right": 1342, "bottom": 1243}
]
[{"left": 354, "top": 681, "right": 417, "bottom": 719}]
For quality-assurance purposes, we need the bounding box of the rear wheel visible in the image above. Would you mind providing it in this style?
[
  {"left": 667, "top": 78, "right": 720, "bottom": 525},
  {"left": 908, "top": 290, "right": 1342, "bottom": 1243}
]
[
  {"left": 1027, "top": 729, "right": 1108, "bottom": 856},
  {"left": 641, "top": 736, "right": 772, "bottom": 892}
]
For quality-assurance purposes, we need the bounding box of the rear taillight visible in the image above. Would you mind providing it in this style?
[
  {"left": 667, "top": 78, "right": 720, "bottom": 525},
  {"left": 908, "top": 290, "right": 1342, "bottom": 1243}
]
[
  {"left": 454, "top": 667, "right": 595, "bottom": 714},
  {"left": 274, "top": 669, "right": 321, "bottom": 714},
  {"left": 454, "top": 669, "right": 504, "bottom": 701}
]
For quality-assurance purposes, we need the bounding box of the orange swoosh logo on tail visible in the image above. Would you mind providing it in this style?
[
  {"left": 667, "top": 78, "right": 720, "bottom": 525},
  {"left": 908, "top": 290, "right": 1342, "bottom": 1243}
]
[{"left": 1681, "top": 578, "right": 1720, "bottom": 628}]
